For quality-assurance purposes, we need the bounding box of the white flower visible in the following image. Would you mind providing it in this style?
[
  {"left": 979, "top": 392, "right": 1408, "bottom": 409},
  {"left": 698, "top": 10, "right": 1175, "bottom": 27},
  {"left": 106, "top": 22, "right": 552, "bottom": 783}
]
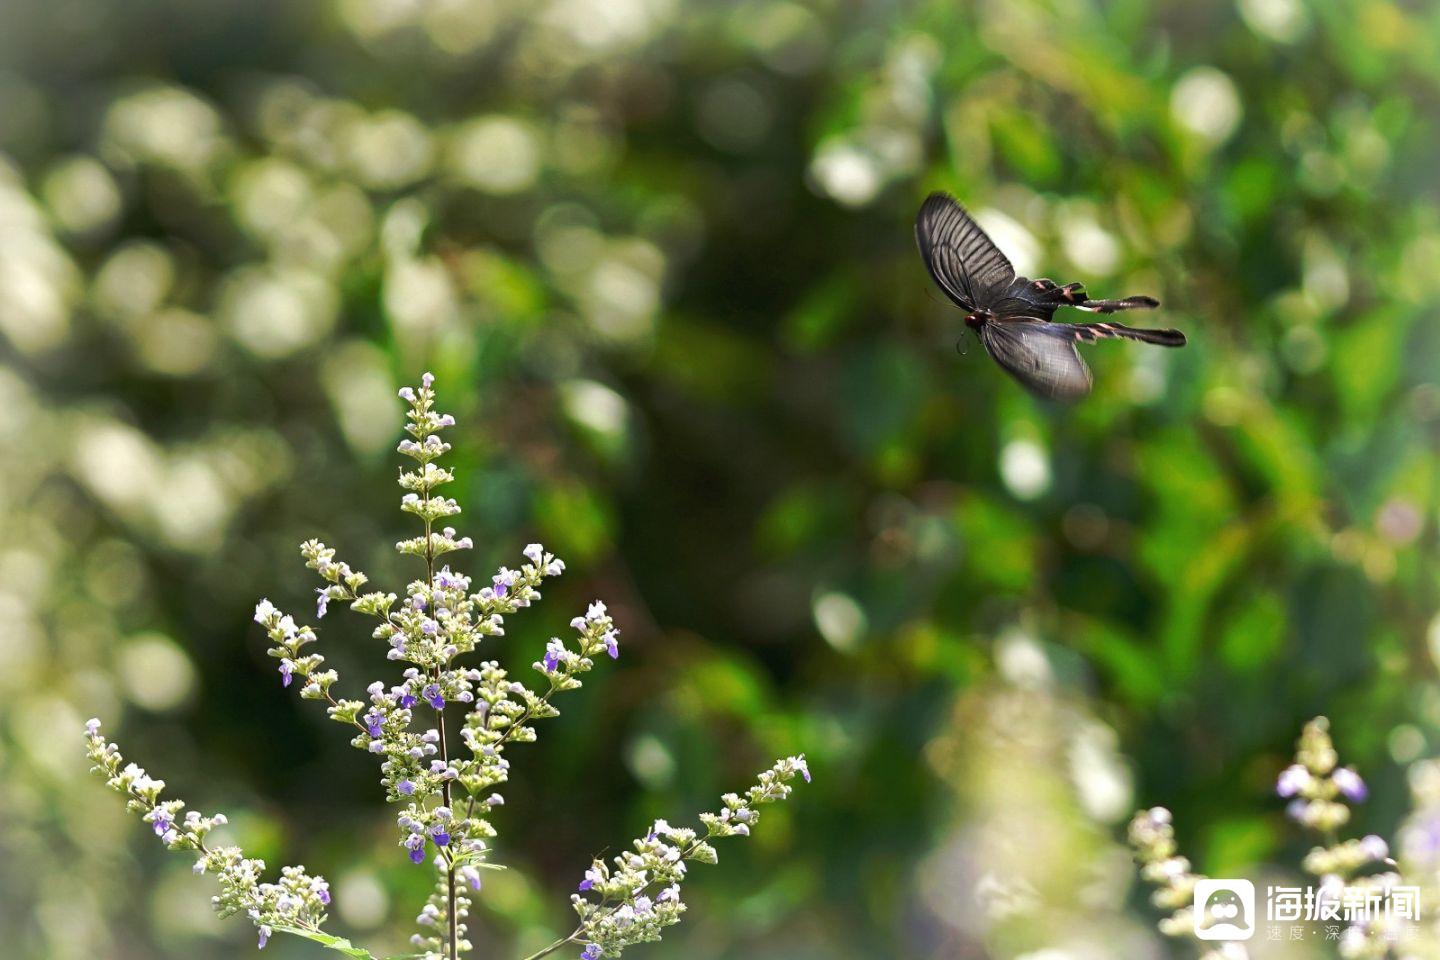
[{"left": 1359, "top": 835, "right": 1389, "bottom": 860}]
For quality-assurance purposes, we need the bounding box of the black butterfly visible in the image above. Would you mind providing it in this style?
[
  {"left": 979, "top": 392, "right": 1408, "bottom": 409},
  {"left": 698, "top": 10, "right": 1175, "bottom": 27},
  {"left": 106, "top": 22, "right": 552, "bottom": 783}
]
[{"left": 915, "top": 192, "right": 1185, "bottom": 400}]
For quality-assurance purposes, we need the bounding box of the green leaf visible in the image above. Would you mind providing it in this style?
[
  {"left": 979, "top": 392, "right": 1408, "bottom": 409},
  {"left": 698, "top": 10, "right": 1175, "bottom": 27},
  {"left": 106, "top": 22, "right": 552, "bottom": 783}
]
[{"left": 272, "top": 926, "right": 377, "bottom": 958}]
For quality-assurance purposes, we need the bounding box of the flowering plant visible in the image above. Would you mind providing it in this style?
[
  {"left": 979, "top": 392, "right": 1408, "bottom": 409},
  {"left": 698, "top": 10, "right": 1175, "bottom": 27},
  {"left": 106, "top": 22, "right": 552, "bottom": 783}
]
[
  {"left": 1130, "top": 716, "right": 1433, "bottom": 959},
  {"left": 85, "top": 373, "right": 809, "bottom": 960}
]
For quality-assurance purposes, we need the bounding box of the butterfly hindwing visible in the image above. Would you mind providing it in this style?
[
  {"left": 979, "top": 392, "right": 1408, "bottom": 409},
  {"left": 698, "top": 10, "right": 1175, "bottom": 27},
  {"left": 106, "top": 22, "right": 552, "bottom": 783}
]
[
  {"left": 979, "top": 320, "right": 1094, "bottom": 401},
  {"left": 915, "top": 193, "right": 1015, "bottom": 312},
  {"left": 1067, "top": 320, "right": 1186, "bottom": 347},
  {"left": 1073, "top": 295, "right": 1161, "bottom": 314},
  {"left": 990, "top": 279, "right": 1079, "bottom": 319}
]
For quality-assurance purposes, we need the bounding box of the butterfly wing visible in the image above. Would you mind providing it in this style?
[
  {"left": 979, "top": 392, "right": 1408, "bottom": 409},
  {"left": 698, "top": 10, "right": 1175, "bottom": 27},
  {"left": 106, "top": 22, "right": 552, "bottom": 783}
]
[
  {"left": 979, "top": 319, "right": 1094, "bottom": 401},
  {"left": 992, "top": 278, "right": 1162, "bottom": 320},
  {"left": 1068, "top": 319, "right": 1185, "bottom": 347},
  {"left": 915, "top": 192, "right": 1016, "bottom": 311},
  {"left": 990, "top": 278, "right": 1083, "bottom": 319}
]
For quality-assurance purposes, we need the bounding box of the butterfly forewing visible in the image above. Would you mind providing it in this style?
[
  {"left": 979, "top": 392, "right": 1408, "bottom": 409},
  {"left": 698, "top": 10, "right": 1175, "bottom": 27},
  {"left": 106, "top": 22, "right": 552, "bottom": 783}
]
[
  {"left": 979, "top": 320, "right": 1094, "bottom": 401},
  {"left": 915, "top": 193, "right": 1015, "bottom": 311}
]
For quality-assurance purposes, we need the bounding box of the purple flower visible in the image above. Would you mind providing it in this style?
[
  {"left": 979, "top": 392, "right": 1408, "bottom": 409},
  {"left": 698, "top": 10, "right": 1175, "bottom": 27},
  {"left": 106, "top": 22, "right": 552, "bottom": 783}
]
[
  {"left": 421, "top": 618, "right": 438, "bottom": 636},
  {"left": 318, "top": 889, "right": 331, "bottom": 905},
  {"left": 432, "top": 831, "right": 451, "bottom": 847},
  {"left": 580, "top": 946, "right": 601, "bottom": 960},
  {"left": 397, "top": 780, "right": 415, "bottom": 795},
  {"left": 257, "top": 926, "right": 270, "bottom": 949},
  {"left": 399, "top": 691, "right": 417, "bottom": 709},
  {"left": 364, "top": 712, "right": 384, "bottom": 738},
  {"left": 279, "top": 660, "right": 294, "bottom": 688},
  {"left": 152, "top": 815, "right": 172, "bottom": 836},
  {"left": 542, "top": 649, "right": 560, "bottom": 672},
  {"left": 316, "top": 588, "right": 330, "bottom": 618},
  {"left": 1276, "top": 764, "right": 1309, "bottom": 798},
  {"left": 405, "top": 832, "right": 427, "bottom": 863},
  {"left": 460, "top": 865, "right": 482, "bottom": 890},
  {"left": 796, "top": 758, "right": 811, "bottom": 784},
  {"left": 423, "top": 684, "right": 444, "bottom": 710},
  {"left": 398, "top": 387, "right": 416, "bottom": 402},
  {"left": 1333, "top": 767, "right": 1367, "bottom": 802},
  {"left": 603, "top": 631, "right": 619, "bottom": 660},
  {"left": 493, "top": 577, "right": 509, "bottom": 598}
]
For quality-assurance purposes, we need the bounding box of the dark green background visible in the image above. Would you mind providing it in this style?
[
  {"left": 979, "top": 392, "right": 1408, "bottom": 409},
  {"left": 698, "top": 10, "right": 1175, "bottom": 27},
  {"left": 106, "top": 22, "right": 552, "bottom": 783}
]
[{"left": 1, "top": 0, "right": 1437, "bottom": 957}]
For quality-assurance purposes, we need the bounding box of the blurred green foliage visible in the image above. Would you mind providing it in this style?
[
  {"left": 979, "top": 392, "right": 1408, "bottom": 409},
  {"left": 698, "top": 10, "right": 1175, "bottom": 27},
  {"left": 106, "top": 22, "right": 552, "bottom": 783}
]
[{"left": 0, "top": 0, "right": 1437, "bottom": 957}]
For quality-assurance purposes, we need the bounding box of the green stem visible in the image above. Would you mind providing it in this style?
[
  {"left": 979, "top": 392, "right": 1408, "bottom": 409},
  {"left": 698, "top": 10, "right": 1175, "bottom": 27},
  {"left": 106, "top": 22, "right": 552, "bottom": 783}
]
[
  {"left": 417, "top": 432, "right": 459, "bottom": 960},
  {"left": 519, "top": 926, "right": 583, "bottom": 960},
  {"left": 465, "top": 679, "right": 563, "bottom": 822},
  {"left": 430, "top": 553, "right": 460, "bottom": 960},
  {"left": 546, "top": 828, "right": 716, "bottom": 960}
]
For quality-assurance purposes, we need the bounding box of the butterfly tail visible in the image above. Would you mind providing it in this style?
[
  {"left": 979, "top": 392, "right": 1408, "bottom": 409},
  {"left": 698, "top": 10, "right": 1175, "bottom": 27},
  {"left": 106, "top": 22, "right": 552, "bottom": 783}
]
[
  {"left": 1070, "top": 320, "right": 1186, "bottom": 347},
  {"left": 998, "top": 281, "right": 1158, "bottom": 316},
  {"left": 1073, "top": 294, "right": 1160, "bottom": 313}
]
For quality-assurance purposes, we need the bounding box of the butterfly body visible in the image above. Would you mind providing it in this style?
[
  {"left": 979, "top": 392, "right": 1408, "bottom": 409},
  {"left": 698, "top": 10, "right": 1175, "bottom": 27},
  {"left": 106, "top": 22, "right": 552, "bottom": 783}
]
[{"left": 915, "top": 192, "right": 1185, "bottom": 400}]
